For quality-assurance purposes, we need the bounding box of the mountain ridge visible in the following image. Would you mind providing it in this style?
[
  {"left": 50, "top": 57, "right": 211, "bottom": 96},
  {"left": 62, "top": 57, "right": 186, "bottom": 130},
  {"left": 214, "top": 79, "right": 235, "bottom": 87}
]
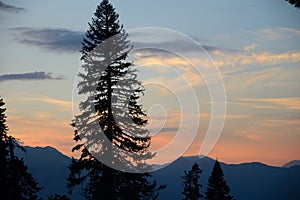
[
  {"left": 282, "top": 160, "right": 300, "bottom": 168},
  {"left": 21, "top": 145, "right": 295, "bottom": 168},
  {"left": 16, "top": 146, "right": 300, "bottom": 200}
]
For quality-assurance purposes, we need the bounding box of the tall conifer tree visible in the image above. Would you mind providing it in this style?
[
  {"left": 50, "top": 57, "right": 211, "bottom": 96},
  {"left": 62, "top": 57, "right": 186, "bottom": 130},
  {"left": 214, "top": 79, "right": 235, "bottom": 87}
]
[
  {"left": 67, "top": 1, "right": 164, "bottom": 199},
  {"left": 205, "top": 160, "right": 234, "bottom": 200},
  {"left": 182, "top": 163, "right": 203, "bottom": 200}
]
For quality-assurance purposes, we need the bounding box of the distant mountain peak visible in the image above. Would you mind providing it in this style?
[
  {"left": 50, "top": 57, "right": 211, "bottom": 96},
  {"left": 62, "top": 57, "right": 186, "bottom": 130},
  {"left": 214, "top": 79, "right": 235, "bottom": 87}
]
[
  {"left": 27, "top": 145, "right": 65, "bottom": 153},
  {"left": 282, "top": 160, "right": 300, "bottom": 168},
  {"left": 180, "top": 155, "right": 213, "bottom": 160},
  {"left": 29, "top": 145, "right": 57, "bottom": 150}
]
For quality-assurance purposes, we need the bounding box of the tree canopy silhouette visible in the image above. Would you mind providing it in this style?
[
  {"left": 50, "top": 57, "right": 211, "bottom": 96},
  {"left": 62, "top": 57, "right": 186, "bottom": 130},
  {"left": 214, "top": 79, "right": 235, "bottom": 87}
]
[
  {"left": 0, "top": 97, "right": 41, "bottom": 200},
  {"left": 286, "top": 0, "right": 300, "bottom": 8},
  {"left": 182, "top": 163, "right": 203, "bottom": 200},
  {"left": 48, "top": 194, "right": 71, "bottom": 200},
  {"left": 67, "top": 0, "right": 164, "bottom": 199},
  {"left": 205, "top": 160, "right": 234, "bottom": 200}
]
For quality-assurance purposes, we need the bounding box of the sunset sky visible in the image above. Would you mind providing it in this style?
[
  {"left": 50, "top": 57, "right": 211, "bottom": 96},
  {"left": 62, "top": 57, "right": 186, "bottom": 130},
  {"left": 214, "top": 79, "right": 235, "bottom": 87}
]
[{"left": 0, "top": 0, "right": 299, "bottom": 167}]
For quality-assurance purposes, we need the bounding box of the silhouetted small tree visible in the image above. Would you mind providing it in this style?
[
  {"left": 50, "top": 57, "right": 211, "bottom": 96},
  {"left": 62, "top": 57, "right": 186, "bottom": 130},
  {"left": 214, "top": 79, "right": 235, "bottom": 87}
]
[
  {"left": 67, "top": 0, "right": 164, "bottom": 199},
  {"left": 48, "top": 194, "right": 71, "bottom": 200},
  {"left": 205, "top": 160, "right": 234, "bottom": 200},
  {"left": 182, "top": 163, "right": 203, "bottom": 200},
  {"left": 0, "top": 97, "right": 41, "bottom": 200},
  {"left": 286, "top": 0, "right": 300, "bottom": 8}
]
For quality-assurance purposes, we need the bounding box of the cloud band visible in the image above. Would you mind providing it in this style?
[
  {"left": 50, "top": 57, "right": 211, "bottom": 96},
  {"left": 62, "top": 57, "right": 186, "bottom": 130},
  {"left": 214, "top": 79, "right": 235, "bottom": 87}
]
[{"left": 0, "top": 71, "right": 65, "bottom": 82}]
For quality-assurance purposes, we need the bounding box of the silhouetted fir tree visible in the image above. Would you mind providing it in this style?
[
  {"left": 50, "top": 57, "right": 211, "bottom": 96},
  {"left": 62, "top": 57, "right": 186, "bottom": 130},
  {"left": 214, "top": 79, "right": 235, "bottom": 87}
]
[
  {"left": 67, "top": 0, "right": 164, "bottom": 199},
  {"left": 205, "top": 160, "right": 234, "bottom": 200},
  {"left": 182, "top": 163, "right": 203, "bottom": 200},
  {"left": 286, "top": 0, "right": 300, "bottom": 8},
  {"left": 0, "top": 97, "right": 41, "bottom": 200},
  {"left": 48, "top": 194, "right": 71, "bottom": 200},
  {"left": 0, "top": 97, "right": 9, "bottom": 197}
]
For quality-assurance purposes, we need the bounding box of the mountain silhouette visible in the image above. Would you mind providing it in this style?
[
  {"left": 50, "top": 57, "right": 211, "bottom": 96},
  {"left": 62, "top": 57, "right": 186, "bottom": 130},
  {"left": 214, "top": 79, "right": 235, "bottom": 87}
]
[
  {"left": 16, "top": 146, "right": 300, "bottom": 200},
  {"left": 282, "top": 160, "right": 300, "bottom": 168},
  {"left": 153, "top": 156, "right": 300, "bottom": 200},
  {"left": 15, "top": 146, "right": 81, "bottom": 200}
]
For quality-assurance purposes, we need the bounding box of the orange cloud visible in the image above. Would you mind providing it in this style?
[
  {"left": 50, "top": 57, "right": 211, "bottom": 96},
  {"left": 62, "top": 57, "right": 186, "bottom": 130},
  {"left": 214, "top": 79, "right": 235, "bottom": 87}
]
[
  {"left": 213, "top": 51, "right": 300, "bottom": 67},
  {"left": 225, "top": 114, "right": 252, "bottom": 119},
  {"left": 240, "top": 97, "right": 300, "bottom": 110},
  {"left": 135, "top": 48, "right": 300, "bottom": 96},
  {"left": 19, "top": 96, "right": 72, "bottom": 107},
  {"left": 259, "top": 118, "right": 300, "bottom": 127}
]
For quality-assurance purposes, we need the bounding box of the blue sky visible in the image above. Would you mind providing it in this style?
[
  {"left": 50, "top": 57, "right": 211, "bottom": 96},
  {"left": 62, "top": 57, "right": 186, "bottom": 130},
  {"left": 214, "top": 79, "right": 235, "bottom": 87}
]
[{"left": 0, "top": 0, "right": 299, "bottom": 166}]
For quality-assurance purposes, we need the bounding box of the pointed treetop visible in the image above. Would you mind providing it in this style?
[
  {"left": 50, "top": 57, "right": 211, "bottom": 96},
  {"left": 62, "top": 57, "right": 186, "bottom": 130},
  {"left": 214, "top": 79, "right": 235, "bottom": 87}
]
[
  {"left": 0, "top": 97, "right": 9, "bottom": 136},
  {"left": 182, "top": 162, "right": 203, "bottom": 200},
  {"left": 205, "top": 160, "right": 234, "bottom": 200}
]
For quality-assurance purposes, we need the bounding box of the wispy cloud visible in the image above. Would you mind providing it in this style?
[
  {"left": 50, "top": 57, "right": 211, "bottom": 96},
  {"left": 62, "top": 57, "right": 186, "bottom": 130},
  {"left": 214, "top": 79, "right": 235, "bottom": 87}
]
[
  {"left": 260, "top": 119, "right": 300, "bottom": 127},
  {"left": 240, "top": 97, "right": 300, "bottom": 110},
  {"left": 0, "top": 1, "right": 26, "bottom": 13},
  {"left": 135, "top": 46, "right": 300, "bottom": 94},
  {"left": 129, "top": 29, "right": 238, "bottom": 55},
  {"left": 0, "top": 71, "right": 65, "bottom": 82},
  {"left": 20, "top": 96, "right": 72, "bottom": 107},
  {"left": 245, "top": 27, "right": 300, "bottom": 40},
  {"left": 132, "top": 41, "right": 238, "bottom": 56},
  {"left": 225, "top": 114, "right": 252, "bottom": 119},
  {"left": 214, "top": 50, "right": 300, "bottom": 68},
  {"left": 11, "top": 27, "right": 84, "bottom": 53}
]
